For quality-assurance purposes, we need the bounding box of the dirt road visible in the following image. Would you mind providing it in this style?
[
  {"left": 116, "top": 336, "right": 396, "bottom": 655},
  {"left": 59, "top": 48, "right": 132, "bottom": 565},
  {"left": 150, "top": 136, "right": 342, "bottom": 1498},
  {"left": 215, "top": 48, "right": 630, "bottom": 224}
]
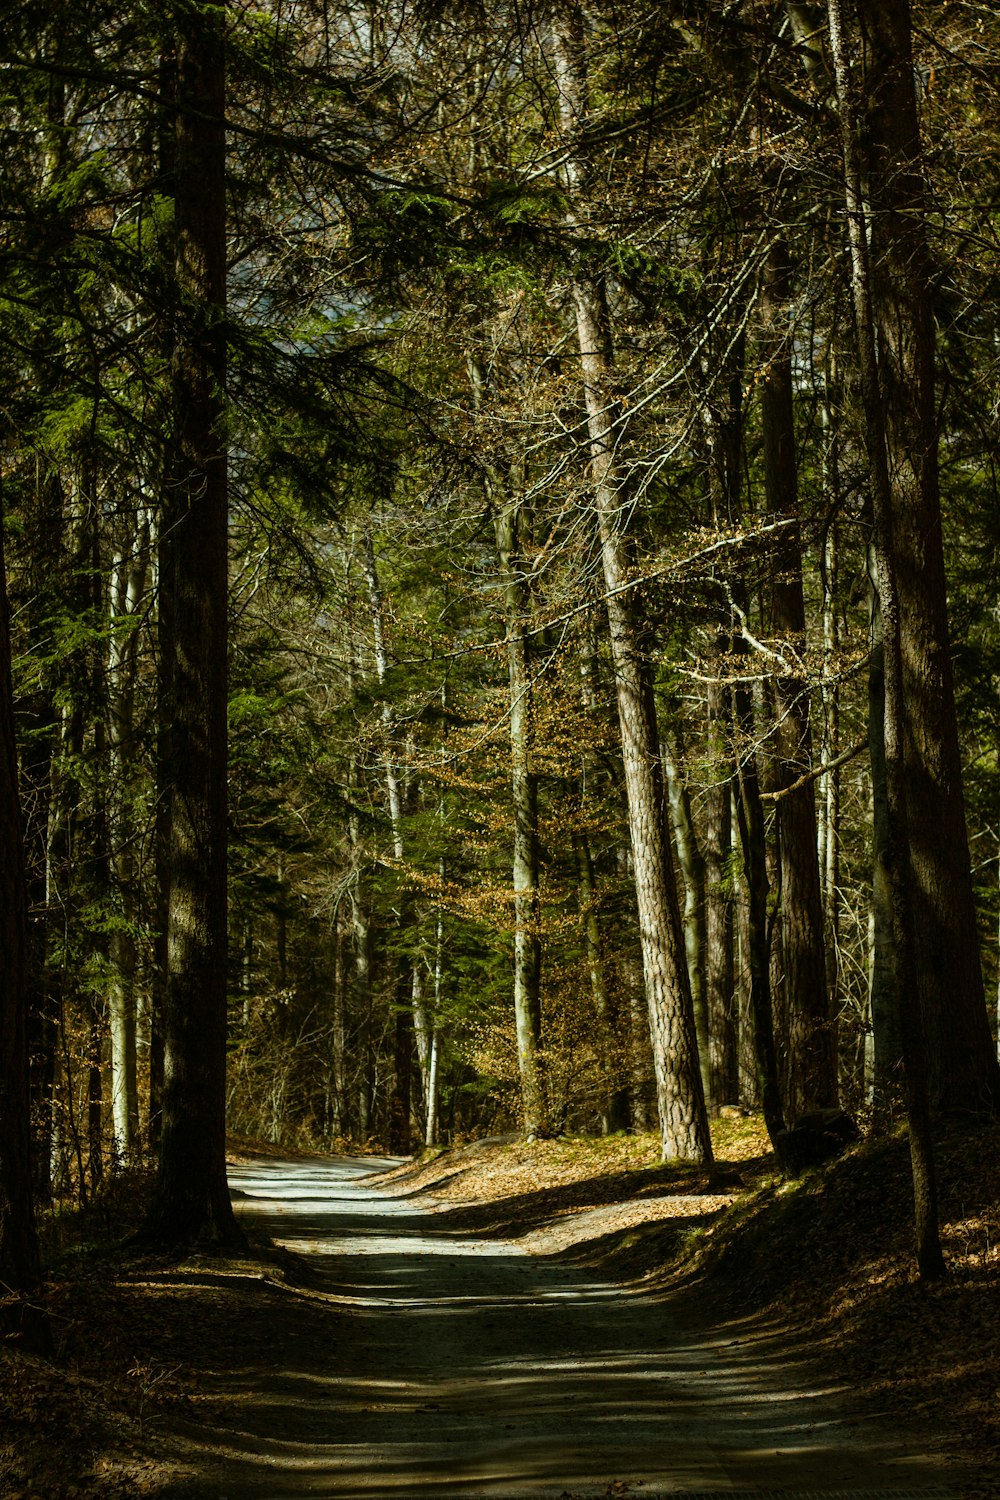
[{"left": 154, "top": 1155, "right": 957, "bottom": 1498}]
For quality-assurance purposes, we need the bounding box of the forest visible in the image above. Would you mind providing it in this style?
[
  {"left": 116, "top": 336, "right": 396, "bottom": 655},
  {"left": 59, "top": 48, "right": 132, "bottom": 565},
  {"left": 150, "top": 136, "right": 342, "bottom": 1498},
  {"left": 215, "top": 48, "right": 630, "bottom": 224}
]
[{"left": 3, "top": 0, "right": 1000, "bottom": 1353}]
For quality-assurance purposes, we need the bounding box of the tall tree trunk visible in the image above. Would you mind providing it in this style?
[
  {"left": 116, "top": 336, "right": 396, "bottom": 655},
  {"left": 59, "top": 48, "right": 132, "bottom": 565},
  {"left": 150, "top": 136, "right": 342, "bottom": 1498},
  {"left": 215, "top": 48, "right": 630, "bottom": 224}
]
[
  {"left": 759, "top": 243, "right": 836, "bottom": 1117},
  {"left": 819, "top": 397, "right": 842, "bottom": 1021},
  {"left": 868, "top": 578, "right": 904, "bottom": 1115},
  {"left": 702, "top": 340, "right": 743, "bottom": 1115},
  {"left": 735, "top": 846, "right": 761, "bottom": 1111},
  {"left": 705, "top": 753, "right": 737, "bottom": 1112},
  {"left": 413, "top": 962, "right": 430, "bottom": 1088},
  {"left": 425, "top": 892, "right": 445, "bottom": 1148},
  {"left": 363, "top": 532, "right": 417, "bottom": 1153},
  {"left": 662, "top": 728, "right": 711, "bottom": 1109},
  {"left": 329, "top": 906, "right": 347, "bottom": 1140},
  {"left": 828, "top": 0, "right": 944, "bottom": 1276},
  {"left": 492, "top": 497, "right": 547, "bottom": 1137},
  {"left": 552, "top": 9, "right": 711, "bottom": 1162},
  {"left": 147, "top": 54, "right": 177, "bottom": 1159},
  {"left": 351, "top": 881, "right": 374, "bottom": 1141},
  {"left": 574, "top": 624, "right": 629, "bottom": 1131},
  {"left": 390, "top": 974, "right": 413, "bottom": 1155},
  {"left": 574, "top": 829, "right": 628, "bottom": 1132},
  {"left": 106, "top": 514, "right": 149, "bottom": 1163},
  {"left": 22, "top": 465, "right": 63, "bottom": 1203},
  {"left": 86, "top": 999, "right": 103, "bottom": 1192},
  {"left": 142, "top": 5, "right": 239, "bottom": 1246},
  {"left": 733, "top": 678, "right": 787, "bottom": 1153},
  {"left": 0, "top": 514, "right": 48, "bottom": 1347},
  {"left": 849, "top": 0, "right": 998, "bottom": 1115}
]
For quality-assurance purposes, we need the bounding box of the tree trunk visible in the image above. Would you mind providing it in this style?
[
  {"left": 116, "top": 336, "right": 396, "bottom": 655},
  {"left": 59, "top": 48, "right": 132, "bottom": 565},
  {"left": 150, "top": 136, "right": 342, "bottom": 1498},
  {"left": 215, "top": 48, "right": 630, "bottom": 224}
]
[
  {"left": 851, "top": 0, "right": 998, "bottom": 1115},
  {"left": 662, "top": 728, "right": 711, "bottom": 1110},
  {"left": 819, "top": 406, "right": 842, "bottom": 1020},
  {"left": 106, "top": 514, "right": 149, "bottom": 1162},
  {"left": 574, "top": 830, "right": 628, "bottom": 1133},
  {"left": 552, "top": 10, "right": 711, "bottom": 1162},
  {"left": 868, "top": 581, "right": 904, "bottom": 1116},
  {"left": 493, "top": 498, "right": 547, "bottom": 1137},
  {"left": 574, "top": 625, "right": 629, "bottom": 1131},
  {"left": 22, "top": 469, "right": 63, "bottom": 1203},
  {"left": 828, "top": 0, "right": 944, "bottom": 1276},
  {"left": 735, "top": 852, "right": 761, "bottom": 1111},
  {"left": 329, "top": 907, "right": 346, "bottom": 1139},
  {"left": 0, "top": 515, "right": 48, "bottom": 1347},
  {"left": 733, "top": 680, "right": 787, "bottom": 1153},
  {"left": 425, "top": 894, "right": 445, "bottom": 1148},
  {"left": 705, "top": 756, "right": 737, "bottom": 1111},
  {"left": 389, "top": 978, "right": 413, "bottom": 1155},
  {"left": 362, "top": 531, "right": 417, "bottom": 1152},
  {"left": 702, "top": 337, "right": 743, "bottom": 1115},
  {"left": 142, "top": 6, "right": 240, "bottom": 1247},
  {"left": 146, "top": 55, "right": 177, "bottom": 1160},
  {"left": 759, "top": 242, "right": 836, "bottom": 1117}
]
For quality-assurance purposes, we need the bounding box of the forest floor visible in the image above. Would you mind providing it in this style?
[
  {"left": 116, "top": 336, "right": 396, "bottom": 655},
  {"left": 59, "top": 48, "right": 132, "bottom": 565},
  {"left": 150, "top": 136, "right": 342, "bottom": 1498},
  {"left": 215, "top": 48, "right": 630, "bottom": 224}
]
[{"left": 1, "top": 1114, "right": 997, "bottom": 1498}]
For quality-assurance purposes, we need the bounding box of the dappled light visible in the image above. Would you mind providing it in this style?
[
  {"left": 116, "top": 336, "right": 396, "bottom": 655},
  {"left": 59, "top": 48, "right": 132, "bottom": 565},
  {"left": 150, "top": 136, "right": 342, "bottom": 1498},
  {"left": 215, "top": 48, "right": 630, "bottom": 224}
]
[{"left": 132, "top": 1155, "right": 957, "bottom": 1498}]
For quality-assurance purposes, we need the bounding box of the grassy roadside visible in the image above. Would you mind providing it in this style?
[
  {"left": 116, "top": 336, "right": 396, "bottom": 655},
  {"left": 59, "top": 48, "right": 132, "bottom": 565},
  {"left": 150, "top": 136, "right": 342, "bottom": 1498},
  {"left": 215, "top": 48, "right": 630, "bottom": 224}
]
[{"left": 2, "top": 1115, "right": 998, "bottom": 1497}]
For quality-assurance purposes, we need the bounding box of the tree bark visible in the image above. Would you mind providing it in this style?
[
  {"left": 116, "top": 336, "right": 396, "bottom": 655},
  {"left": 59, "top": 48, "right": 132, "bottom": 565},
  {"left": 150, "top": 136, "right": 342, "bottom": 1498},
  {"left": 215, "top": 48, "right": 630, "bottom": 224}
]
[
  {"left": 828, "top": 0, "right": 945, "bottom": 1276},
  {"left": 868, "top": 578, "right": 904, "bottom": 1115},
  {"left": 702, "top": 341, "right": 743, "bottom": 1115},
  {"left": 329, "top": 906, "right": 346, "bottom": 1139},
  {"left": 21, "top": 466, "right": 63, "bottom": 1203},
  {"left": 425, "top": 893, "right": 444, "bottom": 1147},
  {"left": 705, "top": 756, "right": 737, "bottom": 1112},
  {"left": 662, "top": 728, "right": 711, "bottom": 1109},
  {"left": 142, "top": 5, "right": 240, "bottom": 1246},
  {"left": 493, "top": 497, "right": 547, "bottom": 1137},
  {"left": 852, "top": 0, "right": 998, "bottom": 1115},
  {"left": 574, "top": 829, "right": 628, "bottom": 1133},
  {"left": 552, "top": 8, "right": 711, "bottom": 1162},
  {"left": 0, "top": 513, "right": 48, "bottom": 1347},
  {"left": 106, "top": 514, "right": 150, "bottom": 1162},
  {"left": 759, "top": 243, "right": 836, "bottom": 1117},
  {"left": 733, "top": 678, "right": 787, "bottom": 1153},
  {"left": 819, "top": 407, "right": 842, "bottom": 1019},
  {"left": 362, "top": 531, "right": 417, "bottom": 1153}
]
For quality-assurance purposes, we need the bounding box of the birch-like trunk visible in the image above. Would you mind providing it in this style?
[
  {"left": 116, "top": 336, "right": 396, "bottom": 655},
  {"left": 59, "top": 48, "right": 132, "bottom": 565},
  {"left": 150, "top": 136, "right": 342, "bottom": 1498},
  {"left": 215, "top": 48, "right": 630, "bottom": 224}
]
[
  {"left": 425, "top": 895, "right": 444, "bottom": 1147},
  {"left": 552, "top": 10, "right": 710, "bottom": 1162},
  {"left": 362, "top": 531, "right": 414, "bottom": 1153},
  {"left": 106, "top": 511, "right": 150, "bottom": 1163},
  {"left": 492, "top": 500, "right": 546, "bottom": 1137}
]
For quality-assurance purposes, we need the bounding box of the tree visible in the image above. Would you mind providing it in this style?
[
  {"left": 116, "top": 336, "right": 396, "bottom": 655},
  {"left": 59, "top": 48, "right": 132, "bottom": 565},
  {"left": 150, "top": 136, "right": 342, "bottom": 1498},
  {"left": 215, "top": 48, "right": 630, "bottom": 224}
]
[
  {"left": 141, "top": 1, "right": 240, "bottom": 1246},
  {"left": 550, "top": 4, "right": 712, "bottom": 1164},
  {"left": 852, "top": 0, "right": 999, "bottom": 1116},
  {"left": 828, "top": 0, "right": 945, "bottom": 1276},
  {"left": 0, "top": 508, "right": 48, "bottom": 1346}
]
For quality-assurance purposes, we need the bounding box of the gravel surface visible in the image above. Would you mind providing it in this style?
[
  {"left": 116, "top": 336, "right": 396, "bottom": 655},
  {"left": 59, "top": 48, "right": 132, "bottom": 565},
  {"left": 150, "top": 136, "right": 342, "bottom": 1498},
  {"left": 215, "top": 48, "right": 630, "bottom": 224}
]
[{"left": 153, "top": 1155, "right": 960, "bottom": 1499}]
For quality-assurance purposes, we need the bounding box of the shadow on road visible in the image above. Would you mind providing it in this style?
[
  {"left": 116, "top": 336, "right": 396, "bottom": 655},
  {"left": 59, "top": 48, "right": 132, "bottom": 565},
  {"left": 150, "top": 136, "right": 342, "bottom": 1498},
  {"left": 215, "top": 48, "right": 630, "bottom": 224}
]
[{"left": 143, "top": 1156, "right": 957, "bottom": 1499}]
